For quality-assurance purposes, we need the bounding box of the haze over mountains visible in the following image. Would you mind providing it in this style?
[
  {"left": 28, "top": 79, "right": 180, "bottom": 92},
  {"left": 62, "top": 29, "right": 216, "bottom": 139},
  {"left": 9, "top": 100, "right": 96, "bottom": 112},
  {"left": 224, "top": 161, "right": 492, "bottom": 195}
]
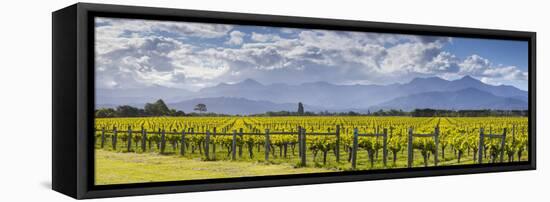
[{"left": 96, "top": 76, "right": 528, "bottom": 115}]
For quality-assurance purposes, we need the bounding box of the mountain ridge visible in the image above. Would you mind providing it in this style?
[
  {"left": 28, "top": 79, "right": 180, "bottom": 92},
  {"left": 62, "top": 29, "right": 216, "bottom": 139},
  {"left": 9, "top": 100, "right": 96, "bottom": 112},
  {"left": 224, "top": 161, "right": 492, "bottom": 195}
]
[
  {"left": 96, "top": 76, "right": 528, "bottom": 114},
  {"left": 372, "top": 87, "right": 527, "bottom": 111}
]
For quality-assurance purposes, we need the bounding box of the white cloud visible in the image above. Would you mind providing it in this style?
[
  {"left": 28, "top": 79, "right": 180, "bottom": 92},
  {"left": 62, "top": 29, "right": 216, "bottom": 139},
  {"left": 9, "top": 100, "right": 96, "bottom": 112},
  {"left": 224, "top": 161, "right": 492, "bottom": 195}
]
[
  {"left": 459, "top": 55, "right": 491, "bottom": 75},
  {"left": 380, "top": 40, "right": 445, "bottom": 74},
  {"left": 95, "top": 17, "right": 232, "bottom": 55},
  {"left": 98, "top": 17, "right": 233, "bottom": 38},
  {"left": 455, "top": 55, "right": 528, "bottom": 83},
  {"left": 251, "top": 32, "right": 276, "bottom": 42},
  {"left": 95, "top": 17, "right": 528, "bottom": 90},
  {"left": 425, "top": 52, "right": 460, "bottom": 73},
  {"left": 167, "top": 48, "right": 231, "bottom": 80},
  {"left": 226, "top": 30, "right": 246, "bottom": 45}
]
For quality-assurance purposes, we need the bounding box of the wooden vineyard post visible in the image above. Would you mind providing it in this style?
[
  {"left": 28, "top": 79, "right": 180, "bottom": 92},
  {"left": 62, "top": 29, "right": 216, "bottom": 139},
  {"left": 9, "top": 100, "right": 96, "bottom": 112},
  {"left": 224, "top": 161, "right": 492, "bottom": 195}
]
[
  {"left": 336, "top": 125, "right": 341, "bottom": 163},
  {"left": 298, "top": 126, "right": 302, "bottom": 159},
  {"left": 238, "top": 128, "right": 243, "bottom": 158},
  {"left": 407, "top": 128, "right": 413, "bottom": 168},
  {"left": 382, "top": 128, "right": 388, "bottom": 167},
  {"left": 180, "top": 130, "right": 186, "bottom": 155},
  {"left": 525, "top": 127, "right": 528, "bottom": 152},
  {"left": 205, "top": 131, "right": 210, "bottom": 160},
  {"left": 351, "top": 128, "right": 358, "bottom": 170},
  {"left": 160, "top": 129, "right": 166, "bottom": 154},
  {"left": 170, "top": 129, "right": 177, "bottom": 151},
  {"left": 232, "top": 130, "right": 237, "bottom": 160},
  {"left": 478, "top": 128, "right": 484, "bottom": 164},
  {"left": 265, "top": 129, "right": 270, "bottom": 162},
  {"left": 500, "top": 128, "right": 507, "bottom": 163},
  {"left": 141, "top": 126, "right": 147, "bottom": 152},
  {"left": 512, "top": 125, "right": 516, "bottom": 145},
  {"left": 212, "top": 127, "right": 217, "bottom": 160},
  {"left": 434, "top": 127, "right": 439, "bottom": 166},
  {"left": 100, "top": 127, "right": 105, "bottom": 148},
  {"left": 127, "top": 126, "right": 132, "bottom": 152},
  {"left": 301, "top": 128, "right": 307, "bottom": 167},
  {"left": 112, "top": 127, "right": 118, "bottom": 150},
  {"left": 148, "top": 130, "right": 153, "bottom": 151},
  {"left": 191, "top": 128, "right": 195, "bottom": 151}
]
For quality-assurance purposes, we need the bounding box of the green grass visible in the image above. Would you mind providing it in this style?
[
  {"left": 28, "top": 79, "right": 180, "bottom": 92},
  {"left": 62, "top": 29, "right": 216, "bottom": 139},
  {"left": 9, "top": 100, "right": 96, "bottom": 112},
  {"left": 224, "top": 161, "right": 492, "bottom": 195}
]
[
  {"left": 95, "top": 135, "right": 528, "bottom": 185},
  {"left": 97, "top": 139, "right": 527, "bottom": 170},
  {"left": 95, "top": 145, "right": 527, "bottom": 185},
  {"left": 95, "top": 149, "right": 335, "bottom": 185}
]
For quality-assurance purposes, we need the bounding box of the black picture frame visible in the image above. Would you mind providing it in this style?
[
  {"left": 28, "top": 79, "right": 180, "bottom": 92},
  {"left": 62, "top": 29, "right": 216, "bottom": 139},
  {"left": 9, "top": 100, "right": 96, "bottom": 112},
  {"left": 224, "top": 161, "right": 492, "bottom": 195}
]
[{"left": 52, "top": 3, "right": 536, "bottom": 199}]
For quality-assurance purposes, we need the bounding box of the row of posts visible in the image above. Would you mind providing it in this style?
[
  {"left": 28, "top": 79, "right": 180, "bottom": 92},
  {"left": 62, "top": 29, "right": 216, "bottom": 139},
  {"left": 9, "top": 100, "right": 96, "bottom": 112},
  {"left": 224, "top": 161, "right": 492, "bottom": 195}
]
[
  {"left": 99, "top": 125, "right": 512, "bottom": 169},
  {"left": 101, "top": 126, "right": 171, "bottom": 154}
]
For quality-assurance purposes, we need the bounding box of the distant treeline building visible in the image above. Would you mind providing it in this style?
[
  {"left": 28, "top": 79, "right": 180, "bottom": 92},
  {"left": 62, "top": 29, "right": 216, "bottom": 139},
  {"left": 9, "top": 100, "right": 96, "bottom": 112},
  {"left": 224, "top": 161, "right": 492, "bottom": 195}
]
[{"left": 411, "top": 109, "right": 528, "bottom": 117}]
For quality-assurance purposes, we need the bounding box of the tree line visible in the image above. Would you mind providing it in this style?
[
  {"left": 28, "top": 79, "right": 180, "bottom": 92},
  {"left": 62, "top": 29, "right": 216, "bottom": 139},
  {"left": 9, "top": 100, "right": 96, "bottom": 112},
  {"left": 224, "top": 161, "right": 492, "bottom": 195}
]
[
  {"left": 410, "top": 109, "right": 528, "bottom": 117},
  {"left": 250, "top": 108, "right": 408, "bottom": 117},
  {"left": 96, "top": 99, "right": 528, "bottom": 118},
  {"left": 95, "top": 99, "right": 241, "bottom": 118},
  {"left": 95, "top": 99, "right": 183, "bottom": 118}
]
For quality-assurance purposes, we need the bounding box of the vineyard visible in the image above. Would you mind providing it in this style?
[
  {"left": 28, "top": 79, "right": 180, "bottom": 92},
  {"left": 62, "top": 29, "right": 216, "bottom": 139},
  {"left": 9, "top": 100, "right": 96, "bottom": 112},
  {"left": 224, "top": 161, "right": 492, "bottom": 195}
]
[{"left": 95, "top": 116, "right": 529, "bottom": 171}]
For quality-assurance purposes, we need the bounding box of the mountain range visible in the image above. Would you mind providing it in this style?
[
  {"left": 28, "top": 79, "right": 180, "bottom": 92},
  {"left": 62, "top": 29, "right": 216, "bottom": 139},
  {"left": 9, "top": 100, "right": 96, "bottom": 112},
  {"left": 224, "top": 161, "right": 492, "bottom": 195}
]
[
  {"left": 371, "top": 87, "right": 527, "bottom": 111},
  {"left": 96, "top": 85, "right": 193, "bottom": 108},
  {"left": 96, "top": 76, "right": 528, "bottom": 114}
]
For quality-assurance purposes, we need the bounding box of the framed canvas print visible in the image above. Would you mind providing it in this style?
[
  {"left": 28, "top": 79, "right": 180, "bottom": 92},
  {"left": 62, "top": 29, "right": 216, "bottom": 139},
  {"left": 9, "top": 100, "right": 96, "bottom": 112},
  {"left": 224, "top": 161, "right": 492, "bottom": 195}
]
[{"left": 52, "top": 3, "right": 536, "bottom": 199}]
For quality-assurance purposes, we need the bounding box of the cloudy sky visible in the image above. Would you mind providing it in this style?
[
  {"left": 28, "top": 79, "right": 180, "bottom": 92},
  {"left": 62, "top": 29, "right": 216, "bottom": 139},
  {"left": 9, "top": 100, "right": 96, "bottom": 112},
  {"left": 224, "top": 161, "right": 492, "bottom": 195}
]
[{"left": 95, "top": 17, "right": 529, "bottom": 91}]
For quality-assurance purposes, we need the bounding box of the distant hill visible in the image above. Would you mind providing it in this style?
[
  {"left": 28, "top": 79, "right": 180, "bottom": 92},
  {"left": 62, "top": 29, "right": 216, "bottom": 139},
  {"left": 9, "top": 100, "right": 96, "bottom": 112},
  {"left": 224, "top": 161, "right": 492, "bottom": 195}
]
[
  {"left": 96, "top": 85, "right": 193, "bottom": 107},
  {"left": 371, "top": 88, "right": 527, "bottom": 111},
  {"left": 196, "top": 76, "right": 527, "bottom": 109},
  {"left": 97, "top": 76, "right": 528, "bottom": 114},
  {"left": 403, "top": 76, "right": 527, "bottom": 99}
]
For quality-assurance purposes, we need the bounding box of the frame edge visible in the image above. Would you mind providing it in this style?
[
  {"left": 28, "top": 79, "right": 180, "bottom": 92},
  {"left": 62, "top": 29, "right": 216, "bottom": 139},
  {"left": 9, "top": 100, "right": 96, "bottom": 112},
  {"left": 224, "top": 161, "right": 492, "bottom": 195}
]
[
  {"left": 52, "top": 3, "right": 79, "bottom": 199},
  {"left": 67, "top": 2, "right": 537, "bottom": 199}
]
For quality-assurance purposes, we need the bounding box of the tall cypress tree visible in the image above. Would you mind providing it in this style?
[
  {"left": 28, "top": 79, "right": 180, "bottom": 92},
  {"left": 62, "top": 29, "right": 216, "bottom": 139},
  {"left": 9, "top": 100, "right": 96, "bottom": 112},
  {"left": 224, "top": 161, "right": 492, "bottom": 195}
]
[{"left": 297, "top": 102, "right": 304, "bottom": 115}]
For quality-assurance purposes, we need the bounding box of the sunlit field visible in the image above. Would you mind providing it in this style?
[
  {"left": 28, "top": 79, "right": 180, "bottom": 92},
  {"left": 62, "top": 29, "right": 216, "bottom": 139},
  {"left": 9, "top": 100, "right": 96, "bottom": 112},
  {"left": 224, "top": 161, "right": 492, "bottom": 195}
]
[{"left": 94, "top": 116, "right": 528, "bottom": 185}]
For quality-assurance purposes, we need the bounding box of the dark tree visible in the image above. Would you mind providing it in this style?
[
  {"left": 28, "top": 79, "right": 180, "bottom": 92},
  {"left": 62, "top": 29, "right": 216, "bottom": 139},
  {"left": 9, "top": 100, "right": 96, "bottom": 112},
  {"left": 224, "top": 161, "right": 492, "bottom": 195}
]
[
  {"left": 95, "top": 108, "right": 116, "bottom": 118},
  {"left": 95, "top": 99, "right": 191, "bottom": 118},
  {"left": 138, "top": 109, "right": 146, "bottom": 116},
  {"left": 116, "top": 105, "right": 140, "bottom": 117},
  {"left": 265, "top": 111, "right": 293, "bottom": 116},
  {"left": 297, "top": 102, "right": 304, "bottom": 115},
  {"left": 194, "top": 103, "right": 207, "bottom": 113},
  {"left": 173, "top": 110, "right": 186, "bottom": 116},
  {"left": 144, "top": 99, "right": 171, "bottom": 116}
]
